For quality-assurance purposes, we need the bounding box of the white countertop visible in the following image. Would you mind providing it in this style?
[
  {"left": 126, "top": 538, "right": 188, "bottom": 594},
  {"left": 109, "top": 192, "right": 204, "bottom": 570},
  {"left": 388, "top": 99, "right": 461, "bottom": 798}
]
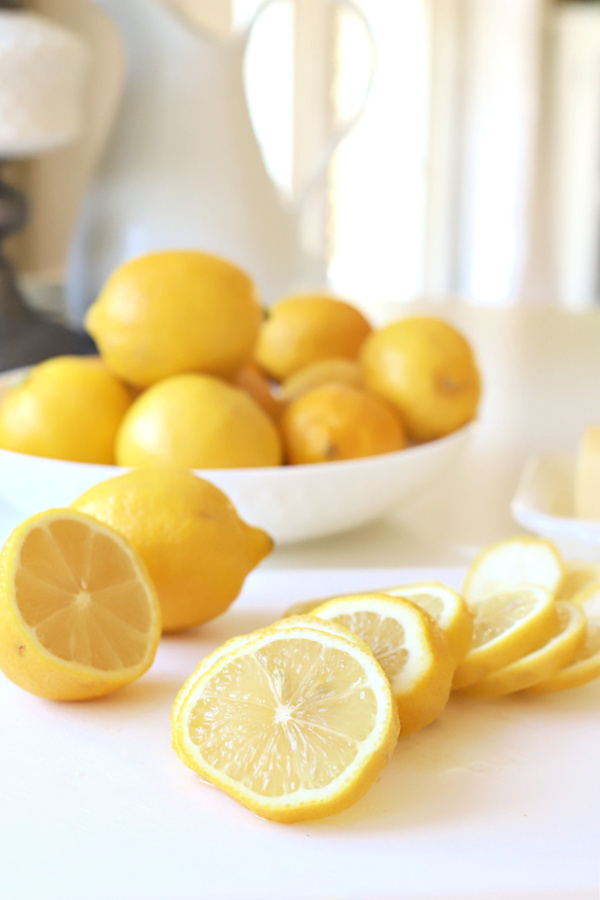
[{"left": 1, "top": 303, "right": 599, "bottom": 900}]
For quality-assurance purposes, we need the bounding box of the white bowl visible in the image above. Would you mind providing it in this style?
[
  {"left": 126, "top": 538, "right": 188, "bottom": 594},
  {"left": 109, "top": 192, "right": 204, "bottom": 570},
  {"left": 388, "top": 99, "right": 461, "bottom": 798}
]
[
  {"left": 0, "top": 366, "right": 474, "bottom": 545},
  {"left": 511, "top": 453, "right": 600, "bottom": 560}
]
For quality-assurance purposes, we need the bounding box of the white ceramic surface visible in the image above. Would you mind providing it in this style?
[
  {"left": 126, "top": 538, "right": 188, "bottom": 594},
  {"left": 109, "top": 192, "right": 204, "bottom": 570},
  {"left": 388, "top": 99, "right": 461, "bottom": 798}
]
[
  {"left": 511, "top": 452, "right": 600, "bottom": 560},
  {"left": 0, "top": 563, "right": 598, "bottom": 900},
  {"left": 0, "top": 367, "right": 474, "bottom": 545}
]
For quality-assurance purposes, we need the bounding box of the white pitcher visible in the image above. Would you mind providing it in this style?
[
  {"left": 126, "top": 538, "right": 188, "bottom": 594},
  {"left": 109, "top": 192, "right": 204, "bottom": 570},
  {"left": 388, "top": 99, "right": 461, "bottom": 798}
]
[{"left": 66, "top": 0, "right": 375, "bottom": 323}]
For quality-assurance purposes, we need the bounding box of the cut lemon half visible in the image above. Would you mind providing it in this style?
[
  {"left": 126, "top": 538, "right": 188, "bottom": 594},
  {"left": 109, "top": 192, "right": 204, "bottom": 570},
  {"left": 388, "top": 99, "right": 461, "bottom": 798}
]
[
  {"left": 452, "top": 584, "right": 558, "bottom": 690},
  {"left": 172, "top": 625, "right": 399, "bottom": 823},
  {"left": 383, "top": 582, "right": 473, "bottom": 665},
  {"left": 0, "top": 509, "right": 161, "bottom": 700},
  {"left": 463, "top": 536, "right": 564, "bottom": 605},
  {"left": 459, "top": 601, "right": 586, "bottom": 698},
  {"left": 312, "top": 593, "right": 454, "bottom": 735},
  {"left": 528, "top": 583, "right": 600, "bottom": 693}
]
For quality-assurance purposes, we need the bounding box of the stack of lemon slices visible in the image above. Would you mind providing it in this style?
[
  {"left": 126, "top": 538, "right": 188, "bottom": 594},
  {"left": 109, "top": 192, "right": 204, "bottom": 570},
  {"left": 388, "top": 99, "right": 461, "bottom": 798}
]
[{"left": 172, "top": 535, "right": 600, "bottom": 823}]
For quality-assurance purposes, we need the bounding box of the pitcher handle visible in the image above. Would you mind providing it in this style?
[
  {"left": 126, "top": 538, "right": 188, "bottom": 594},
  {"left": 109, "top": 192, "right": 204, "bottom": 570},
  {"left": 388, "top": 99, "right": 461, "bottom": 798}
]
[{"left": 242, "top": 0, "right": 377, "bottom": 213}]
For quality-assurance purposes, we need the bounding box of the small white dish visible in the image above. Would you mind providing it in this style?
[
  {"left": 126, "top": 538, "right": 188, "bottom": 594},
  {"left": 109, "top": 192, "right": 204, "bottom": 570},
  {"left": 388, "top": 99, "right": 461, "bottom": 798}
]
[
  {"left": 0, "top": 366, "right": 475, "bottom": 546},
  {"left": 511, "top": 453, "right": 600, "bottom": 560}
]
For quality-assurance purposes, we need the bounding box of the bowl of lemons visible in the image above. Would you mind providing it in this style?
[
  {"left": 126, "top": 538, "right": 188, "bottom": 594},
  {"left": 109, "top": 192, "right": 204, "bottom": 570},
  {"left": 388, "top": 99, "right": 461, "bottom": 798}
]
[{"left": 0, "top": 250, "right": 479, "bottom": 545}]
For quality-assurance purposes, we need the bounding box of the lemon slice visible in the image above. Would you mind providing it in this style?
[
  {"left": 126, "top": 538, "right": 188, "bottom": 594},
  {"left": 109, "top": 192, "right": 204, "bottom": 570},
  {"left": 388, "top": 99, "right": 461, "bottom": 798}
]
[
  {"left": 0, "top": 509, "right": 161, "bottom": 700},
  {"left": 171, "top": 614, "right": 366, "bottom": 758},
  {"left": 312, "top": 593, "right": 454, "bottom": 735},
  {"left": 452, "top": 584, "right": 558, "bottom": 689},
  {"left": 556, "top": 560, "right": 600, "bottom": 601},
  {"left": 459, "top": 601, "right": 586, "bottom": 697},
  {"left": 383, "top": 581, "right": 473, "bottom": 664},
  {"left": 463, "top": 536, "right": 564, "bottom": 605},
  {"left": 172, "top": 625, "right": 399, "bottom": 823},
  {"left": 528, "top": 583, "right": 600, "bottom": 693}
]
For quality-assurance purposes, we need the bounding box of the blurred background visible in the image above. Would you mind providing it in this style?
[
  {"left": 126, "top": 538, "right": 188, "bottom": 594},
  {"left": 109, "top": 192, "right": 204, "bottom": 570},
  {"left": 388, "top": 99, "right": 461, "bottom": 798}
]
[{"left": 4, "top": 0, "right": 600, "bottom": 318}]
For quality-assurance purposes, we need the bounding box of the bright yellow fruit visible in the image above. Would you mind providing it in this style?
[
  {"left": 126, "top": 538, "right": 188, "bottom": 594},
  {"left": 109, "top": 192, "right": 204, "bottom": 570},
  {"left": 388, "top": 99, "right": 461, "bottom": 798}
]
[
  {"left": 172, "top": 625, "right": 399, "bottom": 823},
  {"left": 280, "top": 357, "right": 364, "bottom": 402},
  {"left": 452, "top": 584, "right": 559, "bottom": 689},
  {"left": 463, "top": 535, "right": 565, "bottom": 606},
  {"left": 280, "top": 382, "right": 407, "bottom": 465},
  {"left": 383, "top": 581, "right": 473, "bottom": 665},
  {"left": 71, "top": 468, "right": 273, "bottom": 632},
  {"left": 0, "top": 355, "right": 132, "bottom": 464},
  {"left": 528, "top": 583, "right": 600, "bottom": 693},
  {"left": 360, "top": 316, "right": 481, "bottom": 442},
  {"left": 85, "top": 250, "right": 263, "bottom": 387},
  {"left": 115, "top": 373, "right": 283, "bottom": 469},
  {"left": 229, "top": 361, "right": 283, "bottom": 421},
  {"left": 556, "top": 560, "right": 600, "bottom": 601},
  {"left": 312, "top": 593, "right": 454, "bottom": 735},
  {"left": 255, "top": 293, "right": 372, "bottom": 382},
  {"left": 459, "top": 601, "right": 587, "bottom": 697},
  {"left": 0, "top": 509, "right": 161, "bottom": 700}
]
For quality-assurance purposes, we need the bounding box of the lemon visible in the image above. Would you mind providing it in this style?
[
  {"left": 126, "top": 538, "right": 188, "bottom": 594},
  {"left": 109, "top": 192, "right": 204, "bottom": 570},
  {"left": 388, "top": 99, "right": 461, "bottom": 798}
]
[
  {"left": 0, "top": 509, "right": 160, "bottom": 700},
  {"left": 172, "top": 625, "right": 399, "bottom": 823},
  {"left": 115, "top": 373, "right": 283, "bottom": 469},
  {"left": 280, "top": 357, "right": 364, "bottom": 402},
  {"left": 556, "top": 560, "right": 600, "bottom": 601},
  {"left": 452, "top": 584, "right": 559, "bottom": 689},
  {"left": 383, "top": 581, "right": 473, "bottom": 665},
  {"left": 255, "top": 293, "right": 372, "bottom": 382},
  {"left": 459, "top": 601, "right": 587, "bottom": 697},
  {"left": 312, "top": 593, "right": 454, "bottom": 735},
  {"left": 463, "top": 535, "right": 565, "bottom": 606},
  {"left": 71, "top": 468, "right": 272, "bottom": 632},
  {"left": 529, "top": 583, "right": 600, "bottom": 693},
  {"left": 280, "top": 382, "right": 407, "bottom": 465},
  {"left": 360, "top": 316, "right": 481, "bottom": 442},
  {"left": 229, "top": 361, "right": 283, "bottom": 421},
  {"left": 0, "top": 355, "right": 132, "bottom": 464},
  {"left": 85, "top": 250, "right": 263, "bottom": 387}
]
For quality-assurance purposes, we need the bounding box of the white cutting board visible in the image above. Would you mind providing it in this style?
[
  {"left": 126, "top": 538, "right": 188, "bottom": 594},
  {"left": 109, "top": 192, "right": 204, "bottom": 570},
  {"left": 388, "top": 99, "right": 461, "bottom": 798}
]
[{"left": 0, "top": 565, "right": 599, "bottom": 900}]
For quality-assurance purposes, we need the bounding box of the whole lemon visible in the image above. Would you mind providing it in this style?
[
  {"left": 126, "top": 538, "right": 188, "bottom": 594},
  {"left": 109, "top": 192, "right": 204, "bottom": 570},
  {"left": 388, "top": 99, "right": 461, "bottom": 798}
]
[
  {"left": 85, "top": 250, "right": 263, "bottom": 387},
  {"left": 280, "top": 357, "right": 363, "bottom": 402},
  {"left": 255, "top": 293, "right": 372, "bottom": 382},
  {"left": 280, "top": 382, "right": 407, "bottom": 465},
  {"left": 0, "top": 355, "right": 132, "bottom": 463},
  {"left": 360, "top": 316, "right": 481, "bottom": 442},
  {"left": 115, "top": 373, "right": 283, "bottom": 468},
  {"left": 71, "top": 468, "right": 273, "bottom": 631}
]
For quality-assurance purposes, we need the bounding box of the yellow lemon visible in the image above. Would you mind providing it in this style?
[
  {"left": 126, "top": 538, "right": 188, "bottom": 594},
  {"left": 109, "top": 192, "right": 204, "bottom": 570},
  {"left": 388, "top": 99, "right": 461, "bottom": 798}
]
[
  {"left": 280, "top": 382, "right": 407, "bottom": 465},
  {"left": 360, "top": 316, "right": 481, "bottom": 442},
  {"left": 312, "top": 593, "right": 455, "bottom": 735},
  {"left": 172, "top": 624, "right": 399, "bottom": 822},
  {"left": 115, "top": 373, "right": 283, "bottom": 469},
  {"left": 459, "top": 601, "right": 587, "bottom": 697},
  {"left": 463, "top": 535, "right": 565, "bottom": 606},
  {"left": 85, "top": 250, "right": 263, "bottom": 387},
  {"left": 229, "top": 361, "right": 283, "bottom": 421},
  {"left": 280, "top": 357, "right": 364, "bottom": 402},
  {"left": 255, "top": 292, "right": 372, "bottom": 382},
  {"left": 0, "top": 508, "right": 160, "bottom": 700},
  {"left": 452, "top": 584, "right": 558, "bottom": 689},
  {"left": 71, "top": 468, "right": 273, "bottom": 632},
  {"left": 0, "top": 355, "right": 132, "bottom": 464}
]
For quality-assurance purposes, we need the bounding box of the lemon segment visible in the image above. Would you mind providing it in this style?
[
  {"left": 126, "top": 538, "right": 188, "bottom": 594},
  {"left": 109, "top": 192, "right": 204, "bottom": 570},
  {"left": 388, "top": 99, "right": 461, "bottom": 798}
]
[
  {"left": 0, "top": 509, "right": 161, "bottom": 700},
  {"left": 383, "top": 581, "right": 473, "bottom": 665},
  {"left": 173, "top": 626, "right": 399, "bottom": 823},
  {"left": 311, "top": 593, "right": 454, "bottom": 735},
  {"left": 452, "top": 584, "right": 558, "bottom": 690},
  {"left": 528, "top": 583, "right": 600, "bottom": 693},
  {"left": 459, "top": 601, "right": 586, "bottom": 697},
  {"left": 556, "top": 561, "right": 600, "bottom": 602},
  {"left": 463, "top": 535, "right": 565, "bottom": 605}
]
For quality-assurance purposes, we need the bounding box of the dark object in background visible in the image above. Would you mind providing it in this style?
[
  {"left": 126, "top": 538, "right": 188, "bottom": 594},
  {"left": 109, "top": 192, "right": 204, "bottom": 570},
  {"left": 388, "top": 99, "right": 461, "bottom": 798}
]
[{"left": 0, "top": 169, "right": 96, "bottom": 373}]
